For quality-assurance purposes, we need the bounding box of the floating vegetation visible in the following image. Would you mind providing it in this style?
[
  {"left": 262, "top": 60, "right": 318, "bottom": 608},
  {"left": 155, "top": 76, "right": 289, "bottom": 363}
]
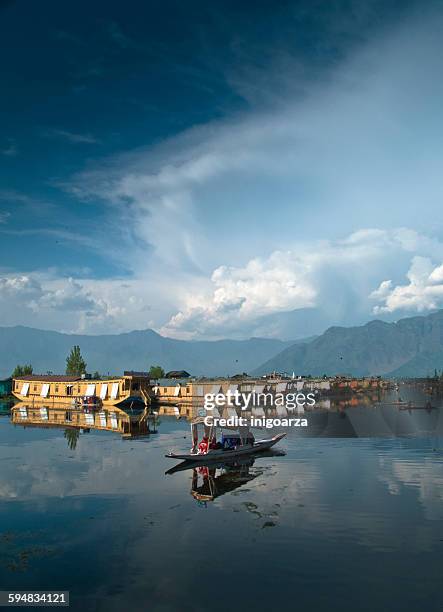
[
  {"left": 0, "top": 530, "right": 56, "bottom": 573},
  {"left": 242, "top": 501, "right": 262, "bottom": 518}
]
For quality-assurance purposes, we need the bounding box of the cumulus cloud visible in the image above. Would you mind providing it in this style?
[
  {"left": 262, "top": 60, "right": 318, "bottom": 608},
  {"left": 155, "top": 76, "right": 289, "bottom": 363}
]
[
  {"left": 162, "top": 250, "right": 316, "bottom": 338},
  {"left": 371, "top": 256, "right": 443, "bottom": 314},
  {"left": 0, "top": 275, "right": 114, "bottom": 333},
  {"left": 0, "top": 275, "right": 43, "bottom": 299},
  {"left": 161, "top": 229, "right": 443, "bottom": 339}
]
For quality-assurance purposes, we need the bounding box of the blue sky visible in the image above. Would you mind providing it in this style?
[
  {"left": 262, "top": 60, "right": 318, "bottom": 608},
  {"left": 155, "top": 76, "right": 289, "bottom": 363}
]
[{"left": 2, "top": 0, "right": 443, "bottom": 338}]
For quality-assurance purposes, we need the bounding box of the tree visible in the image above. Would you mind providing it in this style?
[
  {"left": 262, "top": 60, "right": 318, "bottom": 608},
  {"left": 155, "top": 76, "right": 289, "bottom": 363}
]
[
  {"left": 92, "top": 371, "right": 101, "bottom": 380},
  {"left": 12, "top": 364, "right": 33, "bottom": 377},
  {"left": 66, "top": 346, "right": 87, "bottom": 376},
  {"left": 148, "top": 365, "right": 165, "bottom": 379}
]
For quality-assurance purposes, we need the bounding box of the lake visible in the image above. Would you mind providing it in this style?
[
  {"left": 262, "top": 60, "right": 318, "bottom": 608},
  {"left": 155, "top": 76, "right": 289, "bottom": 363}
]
[{"left": 0, "top": 389, "right": 442, "bottom": 611}]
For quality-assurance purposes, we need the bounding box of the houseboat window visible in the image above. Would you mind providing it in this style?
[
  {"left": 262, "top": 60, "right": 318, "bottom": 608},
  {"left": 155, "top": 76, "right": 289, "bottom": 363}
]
[
  {"left": 65, "top": 411, "right": 72, "bottom": 422},
  {"left": 187, "top": 388, "right": 190, "bottom": 394},
  {"left": 55, "top": 386, "right": 59, "bottom": 393},
  {"left": 33, "top": 385, "right": 37, "bottom": 391},
  {"left": 132, "top": 382, "right": 140, "bottom": 391},
  {"left": 66, "top": 385, "right": 73, "bottom": 396}
]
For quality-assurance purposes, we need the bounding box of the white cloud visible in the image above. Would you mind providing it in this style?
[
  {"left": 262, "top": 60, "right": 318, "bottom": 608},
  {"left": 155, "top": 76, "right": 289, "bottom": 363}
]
[
  {"left": 0, "top": 275, "right": 43, "bottom": 299},
  {"left": 46, "top": 129, "right": 99, "bottom": 144},
  {"left": 0, "top": 211, "right": 11, "bottom": 224},
  {"left": 371, "top": 255, "right": 443, "bottom": 314},
  {"left": 162, "top": 250, "right": 316, "bottom": 338},
  {"left": 162, "top": 229, "right": 443, "bottom": 339},
  {"left": 3, "top": 227, "right": 443, "bottom": 338},
  {"left": 0, "top": 275, "right": 115, "bottom": 333}
]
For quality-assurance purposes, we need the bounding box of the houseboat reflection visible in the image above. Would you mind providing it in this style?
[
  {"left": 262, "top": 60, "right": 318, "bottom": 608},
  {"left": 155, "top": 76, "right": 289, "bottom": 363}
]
[{"left": 10, "top": 402, "right": 153, "bottom": 441}]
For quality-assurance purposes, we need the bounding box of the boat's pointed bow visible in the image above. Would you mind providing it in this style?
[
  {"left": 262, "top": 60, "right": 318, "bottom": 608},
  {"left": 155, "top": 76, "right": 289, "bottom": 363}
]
[{"left": 275, "top": 432, "right": 287, "bottom": 441}]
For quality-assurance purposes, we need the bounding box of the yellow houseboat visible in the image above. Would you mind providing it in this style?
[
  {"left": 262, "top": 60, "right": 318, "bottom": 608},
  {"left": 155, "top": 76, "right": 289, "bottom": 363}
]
[
  {"left": 11, "top": 402, "right": 152, "bottom": 439},
  {"left": 153, "top": 379, "right": 297, "bottom": 407},
  {"left": 12, "top": 371, "right": 152, "bottom": 407}
]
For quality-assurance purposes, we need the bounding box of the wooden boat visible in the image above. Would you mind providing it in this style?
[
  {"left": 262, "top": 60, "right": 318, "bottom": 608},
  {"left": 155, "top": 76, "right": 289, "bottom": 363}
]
[{"left": 165, "top": 415, "right": 286, "bottom": 461}]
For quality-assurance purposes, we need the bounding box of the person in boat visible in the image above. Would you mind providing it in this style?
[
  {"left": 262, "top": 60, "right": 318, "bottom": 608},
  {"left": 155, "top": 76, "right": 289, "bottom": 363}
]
[
  {"left": 209, "top": 436, "right": 223, "bottom": 450},
  {"left": 198, "top": 435, "right": 209, "bottom": 454}
]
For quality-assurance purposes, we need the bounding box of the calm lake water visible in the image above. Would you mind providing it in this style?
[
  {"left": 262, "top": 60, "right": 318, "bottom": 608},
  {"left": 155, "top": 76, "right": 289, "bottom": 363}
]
[{"left": 0, "top": 389, "right": 442, "bottom": 612}]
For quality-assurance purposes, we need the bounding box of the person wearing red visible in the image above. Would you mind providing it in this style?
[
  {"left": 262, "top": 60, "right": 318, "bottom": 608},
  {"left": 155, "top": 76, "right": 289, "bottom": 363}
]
[{"left": 198, "top": 435, "right": 209, "bottom": 454}]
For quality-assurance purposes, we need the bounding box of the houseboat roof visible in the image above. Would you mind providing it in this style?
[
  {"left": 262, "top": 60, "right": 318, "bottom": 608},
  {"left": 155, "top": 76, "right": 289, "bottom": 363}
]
[
  {"left": 165, "top": 370, "right": 191, "bottom": 378},
  {"left": 13, "top": 375, "right": 82, "bottom": 382},
  {"left": 123, "top": 371, "right": 150, "bottom": 377}
]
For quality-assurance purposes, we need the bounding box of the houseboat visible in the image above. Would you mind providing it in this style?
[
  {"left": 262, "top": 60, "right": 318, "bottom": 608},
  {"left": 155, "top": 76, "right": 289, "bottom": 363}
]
[
  {"left": 12, "top": 371, "right": 153, "bottom": 407},
  {"left": 0, "top": 377, "right": 12, "bottom": 398},
  {"left": 152, "top": 378, "right": 308, "bottom": 412}
]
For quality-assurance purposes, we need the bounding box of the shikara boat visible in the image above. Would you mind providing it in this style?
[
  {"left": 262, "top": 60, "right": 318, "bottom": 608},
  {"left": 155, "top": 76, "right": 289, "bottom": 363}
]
[
  {"left": 165, "top": 448, "right": 286, "bottom": 475},
  {"left": 165, "top": 416, "right": 286, "bottom": 461}
]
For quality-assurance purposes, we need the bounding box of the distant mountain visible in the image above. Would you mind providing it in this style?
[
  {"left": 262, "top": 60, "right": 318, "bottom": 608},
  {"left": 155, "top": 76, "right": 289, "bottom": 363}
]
[
  {"left": 253, "top": 310, "right": 443, "bottom": 377},
  {"left": 0, "top": 326, "right": 295, "bottom": 378}
]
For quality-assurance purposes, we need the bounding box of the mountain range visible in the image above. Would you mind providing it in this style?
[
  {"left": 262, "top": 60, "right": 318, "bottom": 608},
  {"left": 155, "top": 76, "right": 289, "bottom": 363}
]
[
  {"left": 2, "top": 310, "right": 443, "bottom": 379},
  {"left": 253, "top": 310, "right": 443, "bottom": 377},
  {"left": 0, "top": 326, "right": 294, "bottom": 379}
]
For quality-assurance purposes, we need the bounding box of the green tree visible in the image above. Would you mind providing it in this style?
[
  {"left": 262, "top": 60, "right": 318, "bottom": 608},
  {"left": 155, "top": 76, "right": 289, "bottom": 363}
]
[
  {"left": 92, "top": 371, "right": 101, "bottom": 380},
  {"left": 66, "top": 346, "right": 87, "bottom": 376},
  {"left": 12, "top": 364, "right": 33, "bottom": 377},
  {"left": 148, "top": 365, "right": 165, "bottom": 379}
]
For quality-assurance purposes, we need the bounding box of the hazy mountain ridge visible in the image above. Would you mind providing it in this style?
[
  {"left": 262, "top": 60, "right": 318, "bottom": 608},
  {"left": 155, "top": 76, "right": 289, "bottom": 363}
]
[
  {"left": 253, "top": 310, "right": 443, "bottom": 377},
  {"left": 0, "top": 326, "right": 294, "bottom": 378}
]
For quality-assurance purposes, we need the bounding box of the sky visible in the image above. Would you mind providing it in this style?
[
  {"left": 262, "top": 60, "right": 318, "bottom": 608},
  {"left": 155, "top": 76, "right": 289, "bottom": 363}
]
[{"left": 2, "top": 0, "right": 443, "bottom": 339}]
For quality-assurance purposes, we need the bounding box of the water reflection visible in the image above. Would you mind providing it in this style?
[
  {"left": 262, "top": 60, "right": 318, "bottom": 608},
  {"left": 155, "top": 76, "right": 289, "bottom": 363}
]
[
  {"left": 10, "top": 402, "right": 154, "bottom": 442},
  {"left": 0, "top": 388, "right": 442, "bottom": 611},
  {"left": 167, "top": 451, "right": 285, "bottom": 506},
  {"left": 154, "top": 385, "right": 443, "bottom": 441}
]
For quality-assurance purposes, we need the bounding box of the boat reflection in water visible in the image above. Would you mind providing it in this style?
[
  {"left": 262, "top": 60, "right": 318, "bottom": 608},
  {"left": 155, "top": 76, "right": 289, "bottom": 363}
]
[
  {"left": 11, "top": 401, "right": 155, "bottom": 444},
  {"left": 166, "top": 450, "right": 285, "bottom": 505}
]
